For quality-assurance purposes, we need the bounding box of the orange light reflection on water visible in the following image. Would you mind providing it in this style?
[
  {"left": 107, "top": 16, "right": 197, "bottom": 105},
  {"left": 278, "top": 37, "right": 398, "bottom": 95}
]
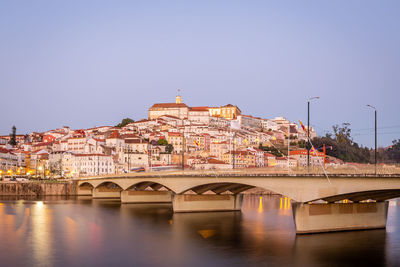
[
  {"left": 279, "top": 197, "right": 291, "bottom": 215},
  {"left": 258, "top": 196, "right": 263, "bottom": 213},
  {"left": 32, "top": 201, "right": 53, "bottom": 266}
]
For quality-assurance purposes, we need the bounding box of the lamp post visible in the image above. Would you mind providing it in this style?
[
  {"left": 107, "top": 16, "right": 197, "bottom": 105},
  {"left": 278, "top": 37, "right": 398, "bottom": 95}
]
[
  {"left": 367, "top": 104, "right": 377, "bottom": 175},
  {"left": 307, "top": 96, "right": 319, "bottom": 172},
  {"left": 38, "top": 165, "right": 43, "bottom": 179}
]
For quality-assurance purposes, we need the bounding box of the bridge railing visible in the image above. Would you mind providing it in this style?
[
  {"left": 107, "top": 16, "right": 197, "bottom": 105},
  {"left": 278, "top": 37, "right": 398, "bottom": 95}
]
[{"left": 76, "top": 164, "right": 400, "bottom": 179}]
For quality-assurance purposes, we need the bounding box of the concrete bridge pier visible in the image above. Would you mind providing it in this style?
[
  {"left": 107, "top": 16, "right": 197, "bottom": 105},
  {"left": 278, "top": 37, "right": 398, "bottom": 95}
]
[
  {"left": 77, "top": 186, "right": 93, "bottom": 196},
  {"left": 92, "top": 188, "right": 121, "bottom": 199},
  {"left": 121, "top": 190, "right": 172, "bottom": 203},
  {"left": 292, "top": 201, "right": 389, "bottom": 234},
  {"left": 172, "top": 194, "right": 243, "bottom": 213}
]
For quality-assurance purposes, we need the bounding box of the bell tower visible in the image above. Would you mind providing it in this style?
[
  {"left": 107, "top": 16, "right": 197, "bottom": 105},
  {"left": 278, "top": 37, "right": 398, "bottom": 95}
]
[{"left": 175, "top": 88, "right": 182, "bottom": 104}]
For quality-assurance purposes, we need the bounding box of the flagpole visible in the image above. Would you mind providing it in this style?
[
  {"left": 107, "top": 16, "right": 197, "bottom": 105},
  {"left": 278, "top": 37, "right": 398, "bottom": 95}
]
[
  {"left": 309, "top": 138, "right": 331, "bottom": 184},
  {"left": 287, "top": 123, "right": 290, "bottom": 172},
  {"left": 307, "top": 96, "right": 319, "bottom": 172}
]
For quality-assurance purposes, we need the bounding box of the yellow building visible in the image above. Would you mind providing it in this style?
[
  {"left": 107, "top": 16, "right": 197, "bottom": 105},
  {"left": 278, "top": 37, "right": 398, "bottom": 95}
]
[
  {"left": 167, "top": 132, "right": 184, "bottom": 153},
  {"left": 208, "top": 104, "right": 241, "bottom": 120},
  {"left": 222, "top": 150, "right": 255, "bottom": 168}
]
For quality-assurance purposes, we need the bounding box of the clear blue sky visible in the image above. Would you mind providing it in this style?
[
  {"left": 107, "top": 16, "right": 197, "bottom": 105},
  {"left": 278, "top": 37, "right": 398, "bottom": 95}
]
[{"left": 0, "top": 0, "right": 399, "bottom": 148}]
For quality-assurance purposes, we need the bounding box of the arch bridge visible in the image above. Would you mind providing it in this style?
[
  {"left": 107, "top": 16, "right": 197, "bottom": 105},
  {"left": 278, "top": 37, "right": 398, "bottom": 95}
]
[{"left": 76, "top": 171, "right": 400, "bottom": 234}]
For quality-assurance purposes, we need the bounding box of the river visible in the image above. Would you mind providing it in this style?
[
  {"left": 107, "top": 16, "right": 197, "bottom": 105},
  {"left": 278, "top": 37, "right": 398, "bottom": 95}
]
[{"left": 0, "top": 195, "right": 399, "bottom": 267}]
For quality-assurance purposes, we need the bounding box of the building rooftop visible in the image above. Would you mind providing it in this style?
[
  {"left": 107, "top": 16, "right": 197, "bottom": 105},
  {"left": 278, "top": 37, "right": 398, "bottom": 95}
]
[{"left": 150, "top": 103, "right": 189, "bottom": 109}]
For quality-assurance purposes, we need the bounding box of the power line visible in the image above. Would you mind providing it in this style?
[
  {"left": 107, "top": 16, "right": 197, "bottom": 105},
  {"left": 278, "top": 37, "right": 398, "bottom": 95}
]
[
  {"left": 351, "top": 125, "right": 400, "bottom": 132},
  {"left": 353, "top": 131, "right": 400, "bottom": 136}
]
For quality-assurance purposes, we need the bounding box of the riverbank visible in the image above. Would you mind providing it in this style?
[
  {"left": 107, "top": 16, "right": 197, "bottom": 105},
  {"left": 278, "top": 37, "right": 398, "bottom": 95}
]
[{"left": 0, "top": 182, "right": 75, "bottom": 196}]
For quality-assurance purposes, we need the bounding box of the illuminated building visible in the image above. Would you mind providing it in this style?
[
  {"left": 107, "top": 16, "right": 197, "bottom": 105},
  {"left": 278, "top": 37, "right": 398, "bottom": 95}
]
[
  {"left": 148, "top": 94, "right": 189, "bottom": 120},
  {"left": 208, "top": 104, "right": 241, "bottom": 120},
  {"left": 148, "top": 94, "right": 241, "bottom": 121}
]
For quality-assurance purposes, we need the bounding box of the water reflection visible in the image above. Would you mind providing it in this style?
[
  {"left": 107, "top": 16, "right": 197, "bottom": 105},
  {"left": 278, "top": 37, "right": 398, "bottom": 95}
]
[
  {"left": 294, "top": 230, "right": 387, "bottom": 266},
  {"left": 0, "top": 195, "right": 398, "bottom": 266},
  {"left": 31, "top": 201, "right": 53, "bottom": 266}
]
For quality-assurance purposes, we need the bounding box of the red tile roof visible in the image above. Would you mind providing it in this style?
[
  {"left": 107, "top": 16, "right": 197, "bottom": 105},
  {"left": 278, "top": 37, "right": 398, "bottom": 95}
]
[
  {"left": 190, "top": 106, "right": 209, "bottom": 112},
  {"left": 207, "top": 158, "right": 226, "bottom": 164},
  {"left": 150, "top": 103, "right": 188, "bottom": 108},
  {"left": 108, "top": 131, "right": 122, "bottom": 139},
  {"left": 168, "top": 132, "right": 183, "bottom": 137},
  {"left": 125, "top": 139, "right": 147, "bottom": 144},
  {"left": 0, "top": 147, "right": 12, "bottom": 154}
]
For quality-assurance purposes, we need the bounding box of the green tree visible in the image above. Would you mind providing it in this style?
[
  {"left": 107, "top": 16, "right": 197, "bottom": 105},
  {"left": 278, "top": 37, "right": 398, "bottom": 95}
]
[
  {"left": 9, "top": 126, "right": 17, "bottom": 146},
  {"left": 157, "top": 139, "right": 168, "bottom": 146},
  {"left": 384, "top": 139, "right": 400, "bottom": 163},
  {"left": 333, "top": 123, "right": 352, "bottom": 145},
  {"left": 165, "top": 144, "right": 174, "bottom": 154},
  {"left": 312, "top": 123, "right": 371, "bottom": 163},
  {"left": 258, "top": 144, "right": 283, "bottom": 157},
  {"left": 116, "top": 118, "right": 134, "bottom": 128}
]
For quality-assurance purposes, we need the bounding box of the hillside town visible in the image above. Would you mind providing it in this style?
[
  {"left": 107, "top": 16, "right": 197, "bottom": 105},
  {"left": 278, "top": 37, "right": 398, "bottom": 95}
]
[{"left": 0, "top": 94, "right": 341, "bottom": 178}]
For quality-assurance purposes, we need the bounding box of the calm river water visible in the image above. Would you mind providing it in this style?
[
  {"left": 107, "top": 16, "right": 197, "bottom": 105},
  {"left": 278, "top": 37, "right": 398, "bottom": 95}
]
[{"left": 0, "top": 195, "right": 399, "bottom": 267}]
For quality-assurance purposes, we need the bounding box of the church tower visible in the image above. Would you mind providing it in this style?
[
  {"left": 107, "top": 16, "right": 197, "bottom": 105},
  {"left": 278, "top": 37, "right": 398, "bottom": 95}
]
[{"left": 175, "top": 88, "right": 182, "bottom": 104}]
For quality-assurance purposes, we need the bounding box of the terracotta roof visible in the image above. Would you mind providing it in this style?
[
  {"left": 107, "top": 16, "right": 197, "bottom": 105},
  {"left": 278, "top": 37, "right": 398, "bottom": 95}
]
[
  {"left": 207, "top": 158, "right": 226, "bottom": 164},
  {"left": 108, "top": 131, "right": 122, "bottom": 139},
  {"left": 150, "top": 103, "right": 188, "bottom": 108},
  {"left": 168, "top": 132, "right": 183, "bottom": 137},
  {"left": 33, "top": 142, "right": 54, "bottom": 147},
  {"left": 125, "top": 139, "right": 147, "bottom": 144},
  {"left": 0, "top": 147, "right": 12, "bottom": 154},
  {"left": 190, "top": 106, "right": 209, "bottom": 112}
]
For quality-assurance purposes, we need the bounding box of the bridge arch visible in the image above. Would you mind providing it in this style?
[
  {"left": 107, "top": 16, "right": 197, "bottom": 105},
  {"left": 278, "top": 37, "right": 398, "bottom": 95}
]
[
  {"left": 79, "top": 182, "right": 94, "bottom": 188},
  {"left": 181, "top": 183, "right": 256, "bottom": 195},
  {"left": 312, "top": 189, "right": 400, "bottom": 203},
  {"left": 125, "top": 181, "right": 175, "bottom": 193},
  {"left": 95, "top": 181, "right": 124, "bottom": 190}
]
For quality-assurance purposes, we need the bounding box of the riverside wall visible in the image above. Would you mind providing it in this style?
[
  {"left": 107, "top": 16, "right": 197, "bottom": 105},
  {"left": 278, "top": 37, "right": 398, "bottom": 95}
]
[{"left": 0, "top": 182, "right": 76, "bottom": 196}]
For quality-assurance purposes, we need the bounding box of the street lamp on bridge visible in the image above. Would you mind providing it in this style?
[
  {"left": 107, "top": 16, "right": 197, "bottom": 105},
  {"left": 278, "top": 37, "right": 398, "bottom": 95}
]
[
  {"left": 367, "top": 104, "right": 377, "bottom": 175},
  {"left": 307, "top": 96, "right": 319, "bottom": 172}
]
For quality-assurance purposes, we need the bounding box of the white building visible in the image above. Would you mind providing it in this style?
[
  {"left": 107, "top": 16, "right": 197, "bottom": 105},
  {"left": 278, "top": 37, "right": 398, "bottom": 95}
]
[
  {"left": 235, "top": 115, "right": 263, "bottom": 130},
  {"left": 0, "top": 148, "right": 18, "bottom": 171},
  {"left": 188, "top": 107, "right": 210, "bottom": 124},
  {"left": 261, "top": 119, "right": 278, "bottom": 131},
  {"left": 73, "top": 154, "right": 114, "bottom": 177}
]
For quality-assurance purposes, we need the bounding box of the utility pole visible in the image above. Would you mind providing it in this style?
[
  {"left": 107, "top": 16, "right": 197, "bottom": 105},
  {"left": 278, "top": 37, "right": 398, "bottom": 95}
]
[
  {"left": 182, "top": 131, "right": 185, "bottom": 170},
  {"left": 367, "top": 105, "right": 377, "bottom": 175},
  {"left": 307, "top": 96, "right": 319, "bottom": 172},
  {"left": 125, "top": 147, "right": 133, "bottom": 173},
  {"left": 149, "top": 143, "right": 152, "bottom": 171},
  {"left": 233, "top": 132, "right": 236, "bottom": 169}
]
